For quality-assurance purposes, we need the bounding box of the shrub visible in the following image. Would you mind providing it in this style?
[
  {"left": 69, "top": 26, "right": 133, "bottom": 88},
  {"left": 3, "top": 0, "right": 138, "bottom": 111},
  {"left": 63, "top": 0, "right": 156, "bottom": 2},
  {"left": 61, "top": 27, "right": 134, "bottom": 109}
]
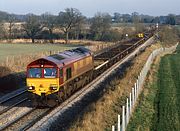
[
  {"left": 159, "top": 26, "right": 179, "bottom": 46},
  {"left": 101, "top": 30, "right": 123, "bottom": 42}
]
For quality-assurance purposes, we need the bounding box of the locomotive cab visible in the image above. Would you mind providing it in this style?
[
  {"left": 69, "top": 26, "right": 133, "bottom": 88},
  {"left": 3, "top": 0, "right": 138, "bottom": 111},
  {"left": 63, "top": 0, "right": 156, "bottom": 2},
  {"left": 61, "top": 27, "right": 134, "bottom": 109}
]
[
  {"left": 26, "top": 47, "right": 94, "bottom": 107},
  {"left": 27, "top": 58, "right": 62, "bottom": 96}
]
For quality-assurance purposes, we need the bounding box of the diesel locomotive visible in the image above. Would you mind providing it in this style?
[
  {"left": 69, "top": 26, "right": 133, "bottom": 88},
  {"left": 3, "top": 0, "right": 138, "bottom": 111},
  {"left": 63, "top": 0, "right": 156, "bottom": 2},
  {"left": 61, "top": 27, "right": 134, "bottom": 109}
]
[{"left": 26, "top": 47, "right": 94, "bottom": 107}]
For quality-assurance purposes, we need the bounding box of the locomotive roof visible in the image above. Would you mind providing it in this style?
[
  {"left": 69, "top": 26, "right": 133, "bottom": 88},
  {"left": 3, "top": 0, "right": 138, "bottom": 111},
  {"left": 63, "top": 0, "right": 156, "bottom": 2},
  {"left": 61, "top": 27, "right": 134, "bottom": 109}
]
[{"left": 29, "top": 47, "right": 92, "bottom": 67}]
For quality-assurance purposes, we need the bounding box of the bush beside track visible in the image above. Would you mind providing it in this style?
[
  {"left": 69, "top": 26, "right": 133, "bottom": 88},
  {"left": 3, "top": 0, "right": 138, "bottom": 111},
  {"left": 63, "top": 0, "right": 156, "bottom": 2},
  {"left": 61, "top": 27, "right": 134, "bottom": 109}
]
[{"left": 127, "top": 45, "right": 180, "bottom": 131}]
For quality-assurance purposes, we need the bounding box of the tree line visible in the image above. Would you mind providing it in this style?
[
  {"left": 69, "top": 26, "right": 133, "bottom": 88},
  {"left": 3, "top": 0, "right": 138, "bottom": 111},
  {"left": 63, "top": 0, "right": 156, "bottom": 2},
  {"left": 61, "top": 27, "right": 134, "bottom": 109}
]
[
  {"left": 0, "top": 9, "right": 121, "bottom": 43},
  {"left": 113, "top": 12, "right": 179, "bottom": 25},
  {"left": 0, "top": 9, "right": 179, "bottom": 43}
]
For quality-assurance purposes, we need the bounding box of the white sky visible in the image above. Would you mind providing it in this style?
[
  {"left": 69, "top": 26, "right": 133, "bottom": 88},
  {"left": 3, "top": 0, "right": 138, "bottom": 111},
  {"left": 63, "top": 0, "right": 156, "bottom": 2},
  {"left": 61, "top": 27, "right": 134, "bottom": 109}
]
[{"left": 0, "top": 0, "right": 179, "bottom": 16}]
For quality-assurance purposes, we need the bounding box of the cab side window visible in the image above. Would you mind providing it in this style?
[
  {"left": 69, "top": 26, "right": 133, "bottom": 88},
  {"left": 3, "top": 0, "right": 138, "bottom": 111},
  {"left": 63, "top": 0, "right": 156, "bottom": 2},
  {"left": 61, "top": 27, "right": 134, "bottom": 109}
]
[{"left": 66, "top": 68, "right": 72, "bottom": 80}]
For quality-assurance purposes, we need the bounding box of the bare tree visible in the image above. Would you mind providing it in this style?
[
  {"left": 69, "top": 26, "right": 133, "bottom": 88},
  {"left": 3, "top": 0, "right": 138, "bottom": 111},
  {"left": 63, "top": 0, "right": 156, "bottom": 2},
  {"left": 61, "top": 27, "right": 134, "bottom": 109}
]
[
  {"left": 166, "top": 14, "right": 176, "bottom": 25},
  {"left": 159, "top": 26, "right": 178, "bottom": 46},
  {"left": 57, "top": 8, "right": 83, "bottom": 44},
  {"left": 7, "top": 15, "right": 16, "bottom": 40},
  {"left": 90, "top": 12, "right": 111, "bottom": 40},
  {"left": 22, "top": 14, "right": 44, "bottom": 43},
  {"left": 71, "top": 16, "right": 86, "bottom": 39},
  {"left": 41, "top": 12, "right": 56, "bottom": 43},
  {"left": 132, "top": 12, "right": 145, "bottom": 33},
  {"left": 0, "top": 22, "right": 6, "bottom": 39},
  {"left": 113, "top": 12, "right": 122, "bottom": 23}
]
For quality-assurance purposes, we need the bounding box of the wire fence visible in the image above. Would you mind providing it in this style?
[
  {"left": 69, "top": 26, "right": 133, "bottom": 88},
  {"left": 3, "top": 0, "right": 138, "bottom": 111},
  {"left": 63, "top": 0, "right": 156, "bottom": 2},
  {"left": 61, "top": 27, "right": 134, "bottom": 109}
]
[{"left": 111, "top": 43, "right": 179, "bottom": 131}]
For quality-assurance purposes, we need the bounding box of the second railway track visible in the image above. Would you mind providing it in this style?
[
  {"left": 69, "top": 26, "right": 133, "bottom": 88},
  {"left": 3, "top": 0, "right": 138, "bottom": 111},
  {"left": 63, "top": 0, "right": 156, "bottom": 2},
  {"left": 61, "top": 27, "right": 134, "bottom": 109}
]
[
  {"left": 0, "top": 107, "right": 53, "bottom": 131},
  {"left": 0, "top": 88, "right": 27, "bottom": 104},
  {"left": 0, "top": 88, "right": 29, "bottom": 115}
]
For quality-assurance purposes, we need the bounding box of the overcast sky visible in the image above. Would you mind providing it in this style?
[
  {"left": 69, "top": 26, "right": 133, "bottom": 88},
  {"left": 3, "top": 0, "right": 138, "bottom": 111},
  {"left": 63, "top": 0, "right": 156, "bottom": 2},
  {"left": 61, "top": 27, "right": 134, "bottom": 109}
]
[{"left": 0, "top": 0, "right": 179, "bottom": 17}]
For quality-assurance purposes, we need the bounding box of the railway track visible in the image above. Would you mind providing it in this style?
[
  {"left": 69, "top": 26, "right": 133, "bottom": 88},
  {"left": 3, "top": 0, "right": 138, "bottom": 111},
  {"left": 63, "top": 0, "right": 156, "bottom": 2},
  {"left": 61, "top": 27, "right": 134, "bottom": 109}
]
[
  {"left": 0, "top": 88, "right": 27, "bottom": 104},
  {"left": 0, "top": 88, "right": 29, "bottom": 115},
  {"left": 1, "top": 107, "right": 54, "bottom": 131},
  {"left": 0, "top": 98, "right": 28, "bottom": 115},
  {"left": 0, "top": 101, "right": 31, "bottom": 130},
  {"left": 0, "top": 86, "right": 54, "bottom": 131},
  {"left": 0, "top": 92, "right": 52, "bottom": 131},
  {"left": 0, "top": 31, "right": 154, "bottom": 130}
]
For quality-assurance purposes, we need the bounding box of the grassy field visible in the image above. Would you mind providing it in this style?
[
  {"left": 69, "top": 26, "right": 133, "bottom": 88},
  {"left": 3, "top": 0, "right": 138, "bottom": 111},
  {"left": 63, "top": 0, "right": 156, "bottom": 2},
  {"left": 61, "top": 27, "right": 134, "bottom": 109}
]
[
  {"left": 0, "top": 43, "right": 77, "bottom": 61},
  {"left": 127, "top": 45, "right": 180, "bottom": 131},
  {"left": 154, "top": 45, "right": 180, "bottom": 130}
]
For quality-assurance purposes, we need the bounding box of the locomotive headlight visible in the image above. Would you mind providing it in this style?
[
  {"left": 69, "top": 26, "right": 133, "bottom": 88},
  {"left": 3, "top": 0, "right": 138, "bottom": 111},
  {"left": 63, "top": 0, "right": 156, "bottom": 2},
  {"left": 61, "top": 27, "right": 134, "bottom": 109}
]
[
  {"left": 50, "top": 85, "right": 58, "bottom": 90},
  {"left": 28, "top": 86, "right": 35, "bottom": 90}
]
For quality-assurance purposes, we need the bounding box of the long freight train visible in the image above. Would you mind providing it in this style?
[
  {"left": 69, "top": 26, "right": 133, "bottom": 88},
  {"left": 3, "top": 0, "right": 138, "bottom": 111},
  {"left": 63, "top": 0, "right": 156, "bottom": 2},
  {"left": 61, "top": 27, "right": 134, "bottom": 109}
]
[
  {"left": 26, "top": 47, "right": 94, "bottom": 107},
  {"left": 26, "top": 33, "right": 149, "bottom": 107}
]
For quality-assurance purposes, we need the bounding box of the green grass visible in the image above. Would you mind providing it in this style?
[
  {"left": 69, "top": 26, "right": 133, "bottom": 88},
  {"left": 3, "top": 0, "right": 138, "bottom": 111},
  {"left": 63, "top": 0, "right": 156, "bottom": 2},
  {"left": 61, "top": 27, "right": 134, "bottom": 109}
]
[
  {"left": 127, "top": 45, "right": 180, "bottom": 131},
  {"left": 126, "top": 72, "right": 159, "bottom": 131},
  {"left": 153, "top": 46, "right": 180, "bottom": 130},
  {"left": 0, "top": 43, "right": 77, "bottom": 61}
]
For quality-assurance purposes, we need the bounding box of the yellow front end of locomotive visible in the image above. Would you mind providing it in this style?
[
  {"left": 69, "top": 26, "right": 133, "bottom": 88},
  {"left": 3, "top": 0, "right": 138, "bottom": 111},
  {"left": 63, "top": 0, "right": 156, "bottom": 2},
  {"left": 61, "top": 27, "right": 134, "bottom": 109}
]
[
  {"left": 27, "top": 78, "right": 59, "bottom": 96},
  {"left": 138, "top": 33, "right": 144, "bottom": 38}
]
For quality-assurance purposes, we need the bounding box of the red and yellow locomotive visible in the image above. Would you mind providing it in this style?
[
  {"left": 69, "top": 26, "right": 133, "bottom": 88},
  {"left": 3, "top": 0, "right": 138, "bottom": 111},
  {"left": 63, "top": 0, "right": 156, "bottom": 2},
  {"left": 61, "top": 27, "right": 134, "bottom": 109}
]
[{"left": 26, "top": 47, "right": 94, "bottom": 107}]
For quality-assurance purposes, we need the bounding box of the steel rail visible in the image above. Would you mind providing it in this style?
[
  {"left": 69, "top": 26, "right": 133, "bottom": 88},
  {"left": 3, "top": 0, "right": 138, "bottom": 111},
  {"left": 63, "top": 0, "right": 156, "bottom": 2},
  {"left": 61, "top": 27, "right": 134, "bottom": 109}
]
[
  {"left": 0, "top": 89, "right": 27, "bottom": 104},
  {"left": 0, "top": 98, "right": 28, "bottom": 115},
  {"left": 0, "top": 108, "right": 36, "bottom": 131}
]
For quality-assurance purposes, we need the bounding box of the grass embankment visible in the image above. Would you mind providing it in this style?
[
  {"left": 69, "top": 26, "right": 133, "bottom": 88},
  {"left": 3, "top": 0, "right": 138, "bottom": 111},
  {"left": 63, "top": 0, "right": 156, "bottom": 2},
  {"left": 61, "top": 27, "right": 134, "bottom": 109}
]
[
  {"left": 127, "top": 45, "right": 180, "bottom": 131},
  {"left": 68, "top": 43, "right": 161, "bottom": 131}
]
